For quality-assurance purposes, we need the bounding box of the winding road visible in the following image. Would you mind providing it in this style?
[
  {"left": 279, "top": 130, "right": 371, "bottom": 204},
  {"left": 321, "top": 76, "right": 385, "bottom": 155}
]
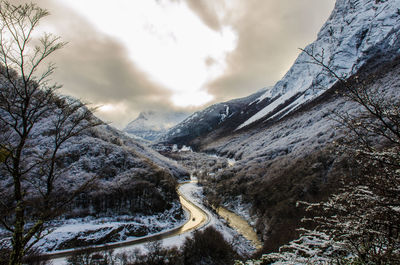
[{"left": 45, "top": 181, "right": 209, "bottom": 261}]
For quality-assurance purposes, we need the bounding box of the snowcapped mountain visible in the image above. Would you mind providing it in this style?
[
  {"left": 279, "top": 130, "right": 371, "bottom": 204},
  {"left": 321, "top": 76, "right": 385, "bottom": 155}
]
[
  {"left": 124, "top": 110, "right": 190, "bottom": 141},
  {"left": 161, "top": 0, "right": 400, "bottom": 148}
]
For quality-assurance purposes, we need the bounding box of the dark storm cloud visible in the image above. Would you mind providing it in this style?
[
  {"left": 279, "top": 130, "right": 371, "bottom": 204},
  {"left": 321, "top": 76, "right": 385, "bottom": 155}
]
[
  {"left": 179, "top": 0, "right": 336, "bottom": 102},
  {"left": 12, "top": 0, "right": 176, "bottom": 128},
  {"left": 167, "top": 0, "right": 222, "bottom": 31},
  {"left": 181, "top": 0, "right": 222, "bottom": 31}
]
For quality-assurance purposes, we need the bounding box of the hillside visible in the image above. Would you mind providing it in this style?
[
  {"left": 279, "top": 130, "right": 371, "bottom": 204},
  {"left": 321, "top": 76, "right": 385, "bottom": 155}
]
[{"left": 0, "top": 69, "right": 189, "bottom": 251}]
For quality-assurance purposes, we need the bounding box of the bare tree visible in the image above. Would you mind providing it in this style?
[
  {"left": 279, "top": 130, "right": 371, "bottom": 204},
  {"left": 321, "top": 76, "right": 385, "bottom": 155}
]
[{"left": 0, "top": 2, "right": 102, "bottom": 264}]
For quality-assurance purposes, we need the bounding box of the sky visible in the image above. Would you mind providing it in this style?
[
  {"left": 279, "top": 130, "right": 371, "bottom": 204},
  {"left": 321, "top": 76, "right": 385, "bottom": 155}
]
[{"left": 12, "top": 0, "right": 336, "bottom": 128}]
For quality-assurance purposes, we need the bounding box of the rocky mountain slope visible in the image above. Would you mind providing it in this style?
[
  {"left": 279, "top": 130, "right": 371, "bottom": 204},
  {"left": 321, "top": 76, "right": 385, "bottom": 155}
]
[
  {"left": 237, "top": 0, "right": 400, "bottom": 130},
  {"left": 124, "top": 110, "right": 189, "bottom": 141}
]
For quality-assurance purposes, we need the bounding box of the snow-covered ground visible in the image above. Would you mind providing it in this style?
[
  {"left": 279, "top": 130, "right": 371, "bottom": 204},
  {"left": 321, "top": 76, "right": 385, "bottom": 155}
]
[{"left": 34, "top": 202, "right": 185, "bottom": 253}]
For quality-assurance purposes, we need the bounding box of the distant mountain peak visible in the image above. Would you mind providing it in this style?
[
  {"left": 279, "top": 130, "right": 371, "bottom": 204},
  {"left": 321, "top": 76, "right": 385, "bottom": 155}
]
[
  {"left": 137, "top": 112, "right": 148, "bottom": 120},
  {"left": 124, "top": 110, "right": 190, "bottom": 141}
]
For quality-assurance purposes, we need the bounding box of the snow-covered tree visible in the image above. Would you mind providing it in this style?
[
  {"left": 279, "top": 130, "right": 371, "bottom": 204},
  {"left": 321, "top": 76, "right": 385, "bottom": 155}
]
[
  {"left": 235, "top": 230, "right": 346, "bottom": 265},
  {"left": 300, "top": 47, "right": 400, "bottom": 264},
  {"left": 0, "top": 2, "right": 101, "bottom": 264}
]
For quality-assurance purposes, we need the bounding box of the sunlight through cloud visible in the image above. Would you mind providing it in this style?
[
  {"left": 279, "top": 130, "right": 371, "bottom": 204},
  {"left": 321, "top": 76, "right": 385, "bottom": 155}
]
[
  {"left": 171, "top": 90, "right": 214, "bottom": 107},
  {"left": 55, "top": 0, "right": 237, "bottom": 107}
]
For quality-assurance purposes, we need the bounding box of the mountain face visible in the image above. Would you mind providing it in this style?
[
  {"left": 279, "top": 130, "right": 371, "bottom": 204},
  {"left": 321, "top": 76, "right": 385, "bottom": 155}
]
[
  {"left": 159, "top": 0, "right": 400, "bottom": 253},
  {"left": 161, "top": 0, "right": 400, "bottom": 148},
  {"left": 124, "top": 110, "right": 190, "bottom": 141}
]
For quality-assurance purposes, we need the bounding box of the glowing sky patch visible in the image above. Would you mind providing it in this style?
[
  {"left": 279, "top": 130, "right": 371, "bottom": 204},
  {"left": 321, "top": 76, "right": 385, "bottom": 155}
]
[
  {"left": 55, "top": 0, "right": 237, "bottom": 107},
  {"left": 98, "top": 104, "right": 116, "bottom": 113},
  {"left": 171, "top": 90, "right": 214, "bottom": 107}
]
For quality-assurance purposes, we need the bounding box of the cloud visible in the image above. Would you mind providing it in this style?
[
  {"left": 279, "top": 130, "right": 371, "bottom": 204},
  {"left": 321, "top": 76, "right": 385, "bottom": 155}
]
[
  {"left": 164, "top": 0, "right": 223, "bottom": 31},
  {"left": 55, "top": 36, "right": 174, "bottom": 127},
  {"left": 12, "top": 0, "right": 178, "bottom": 128},
  {"left": 179, "top": 0, "right": 222, "bottom": 31},
  {"left": 179, "top": 0, "right": 336, "bottom": 102}
]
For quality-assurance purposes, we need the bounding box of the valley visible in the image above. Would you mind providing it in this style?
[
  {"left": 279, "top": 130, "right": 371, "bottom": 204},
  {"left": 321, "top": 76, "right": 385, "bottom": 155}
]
[{"left": 1, "top": 0, "right": 399, "bottom": 264}]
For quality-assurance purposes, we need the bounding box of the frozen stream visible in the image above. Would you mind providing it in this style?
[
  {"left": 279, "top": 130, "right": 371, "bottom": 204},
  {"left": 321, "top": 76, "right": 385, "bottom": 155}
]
[{"left": 216, "top": 207, "right": 262, "bottom": 249}]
